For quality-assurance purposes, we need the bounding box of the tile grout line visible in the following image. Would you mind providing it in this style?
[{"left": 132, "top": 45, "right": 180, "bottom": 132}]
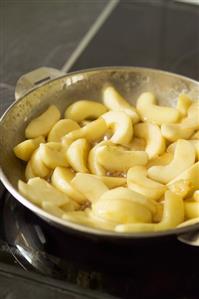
[{"left": 61, "top": 0, "right": 120, "bottom": 73}]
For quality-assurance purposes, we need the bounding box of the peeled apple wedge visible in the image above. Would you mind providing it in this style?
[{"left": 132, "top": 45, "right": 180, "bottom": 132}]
[
  {"left": 101, "top": 111, "right": 133, "bottom": 145},
  {"left": 127, "top": 138, "right": 146, "bottom": 151},
  {"left": 177, "top": 94, "right": 192, "bottom": 117},
  {"left": 39, "top": 142, "right": 68, "bottom": 169},
  {"left": 136, "top": 92, "right": 180, "bottom": 125},
  {"left": 51, "top": 167, "right": 86, "bottom": 203},
  {"left": 18, "top": 177, "right": 70, "bottom": 207},
  {"left": 25, "top": 161, "right": 37, "bottom": 181},
  {"left": 194, "top": 190, "right": 199, "bottom": 201},
  {"left": 42, "top": 202, "right": 65, "bottom": 218},
  {"left": 161, "top": 101, "right": 199, "bottom": 141},
  {"left": 97, "top": 144, "right": 148, "bottom": 173},
  {"left": 62, "top": 211, "right": 99, "bottom": 228},
  {"left": 115, "top": 191, "right": 184, "bottom": 232},
  {"left": 168, "top": 162, "right": 199, "bottom": 195},
  {"left": 13, "top": 136, "right": 45, "bottom": 161},
  {"left": 42, "top": 201, "right": 78, "bottom": 217},
  {"left": 191, "top": 131, "right": 199, "bottom": 140},
  {"left": 71, "top": 173, "right": 109, "bottom": 203},
  {"left": 65, "top": 100, "right": 107, "bottom": 122},
  {"left": 92, "top": 188, "right": 154, "bottom": 224},
  {"left": 184, "top": 201, "right": 199, "bottom": 219},
  {"left": 48, "top": 119, "right": 80, "bottom": 142},
  {"left": 30, "top": 148, "right": 51, "bottom": 178},
  {"left": 98, "top": 187, "right": 157, "bottom": 214},
  {"left": 25, "top": 105, "right": 61, "bottom": 138},
  {"left": 67, "top": 138, "right": 90, "bottom": 173},
  {"left": 103, "top": 85, "right": 139, "bottom": 123},
  {"left": 127, "top": 166, "right": 166, "bottom": 201},
  {"left": 91, "top": 174, "right": 126, "bottom": 188},
  {"left": 167, "top": 140, "right": 199, "bottom": 160},
  {"left": 88, "top": 141, "right": 107, "bottom": 175},
  {"left": 134, "top": 122, "right": 165, "bottom": 159},
  {"left": 146, "top": 152, "right": 173, "bottom": 168},
  {"left": 161, "top": 124, "right": 193, "bottom": 142},
  {"left": 167, "top": 179, "right": 192, "bottom": 198},
  {"left": 62, "top": 118, "right": 107, "bottom": 145},
  {"left": 148, "top": 139, "right": 195, "bottom": 184}
]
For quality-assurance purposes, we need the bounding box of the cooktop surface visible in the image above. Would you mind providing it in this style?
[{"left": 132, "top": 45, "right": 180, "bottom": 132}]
[{"left": 1, "top": 1, "right": 199, "bottom": 299}]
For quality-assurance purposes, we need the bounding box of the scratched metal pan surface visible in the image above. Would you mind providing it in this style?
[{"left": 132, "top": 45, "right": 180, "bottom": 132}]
[{"left": 0, "top": 66, "right": 199, "bottom": 241}]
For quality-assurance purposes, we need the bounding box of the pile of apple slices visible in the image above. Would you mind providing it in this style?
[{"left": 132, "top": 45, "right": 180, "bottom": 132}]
[{"left": 14, "top": 86, "right": 199, "bottom": 232}]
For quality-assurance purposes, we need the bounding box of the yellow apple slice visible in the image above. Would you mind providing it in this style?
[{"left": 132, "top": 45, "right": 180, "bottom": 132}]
[
  {"left": 194, "top": 190, "right": 199, "bottom": 201},
  {"left": 65, "top": 100, "right": 107, "bottom": 122},
  {"left": 115, "top": 191, "right": 184, "bottom": 232},
  {"left": 127, "top": 166, "right": 166, "bottom": 201},
  {"left": 97, "top": 144, "right": 148, "bottom": 172},
  {"left": 25, "top": 105, "right": 60, "bottom": 138},
  {"left": 136, "top": 92, "right": 180, "bottom": 125},
  {"left": 13, "top": 136, "right": 45, "bottom": 161},
  {"left": 167, "top": 139, "right": 199, "bottom": 161},
  {"left": 25, "top": 161, "right": 37, "bottom": 181},
  {"left": 62, "top": 118, "right": 107, "bottom": 145},
  {"left": 102, "top": 85, "right": 139, "bottom": 123},
  {"left": 67, "top": 138, "right": 90, "bottom": 173},
  {"left": 127, "top": 138, "right": 146, "bottom": 151},
  {"left": 148, "top": 139, "right": 195, "bottom": 184},
  {"left": 161, "top": 101, "right": 199, "bottom": 141},
  {"left": 92, "top": 188, "right": 154, "bottom": 224},
  {"left": 91, "top": 175, "right": 126, "bottom": 188},
  {"left": 51, "top": 167, "right": 86, "bottom": 203},
  {"left": 191, "top": 131, "right": 199, "bottom": 140},
  {"left": 48, "top": 119, "right": 80, "bottom": 142},
  {"left": 177, "top": 94, "right": 192, "bottom": 117},
  {"left": 18, "top": 177, "right": 70, "bottom": 207},
  {"left": 146, "top": 152, "right": 173, "bottom": 168},
  {"left": 101, "top": 111, "right": 133, "bottom": 145},
  {"left": 134, "top": 122, "right": 165, "bottom": 159},
  {"left": 168, "top": 162, "right": 199, "bottom": 195},
  {"left": 88, "top": 141, "right": 108, "bottom": 175},
  {"left": 39, "top": 142, "right": 68, "bottom": 169},
  {"left": 98, "top": 187, "right": 157, "bottom": 214},
  {"left": 30, "top": 148, "right": 51, "bottom": 178},
  {"left": 184, "top": 201, "right": 199, "bottom": 219},
  {"left": 71, "top": 173, "right": 109, "bottom": 203}
]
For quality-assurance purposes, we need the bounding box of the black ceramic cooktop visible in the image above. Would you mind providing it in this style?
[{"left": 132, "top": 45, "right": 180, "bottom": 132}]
[{"left": 1, "top": 1, "right": 199, "bottom": 299}]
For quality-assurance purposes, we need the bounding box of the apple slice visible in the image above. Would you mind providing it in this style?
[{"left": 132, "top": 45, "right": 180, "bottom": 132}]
[
  {"left": 25, "top": 105, "right": 60, "bottom": 138},
  {"left": 148, "top": 139, "right": 195, "bottom": 184},
  {"left": 65, "top": 100, "right": 107, "bottom": 122},
  {"left": 48, "top": 119, "right": 80, "bottom": 142},
  {"left": 71, "top": 173, "right": 108, "bottom": 203},
  {"left": 101, "top": 111, "right": 133, "bottom": 145},
  {"left": 136, "top": 92, "right": 180, "bottom": 125},
  {"left": 51, "top": 167, "right": 86, "bottom": 203},
  {"left": 134, "top": 122, "right": 165, "bottom": 159},
  {"left": 127, "top": 166, "right": 166, "bottom": 201},
  {"left": 67, "top": 138, "right": 90, "bottom": 173},
  {"left": 103, "top": 85, "right": 139, "bottom": 123},
  {"left": 97, "top": 144, "right": 148, "bottom": 172},
  {"left": 18, "top": 177, "right": 70, "bottom": 207},
  {"left": 13, "top": 136, "right": 45, "bottom": 161}
]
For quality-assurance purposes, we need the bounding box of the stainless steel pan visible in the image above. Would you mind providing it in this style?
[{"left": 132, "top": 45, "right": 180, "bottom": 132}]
[{"left": 0, "top": 66, "right": 199, "bottom": 244}]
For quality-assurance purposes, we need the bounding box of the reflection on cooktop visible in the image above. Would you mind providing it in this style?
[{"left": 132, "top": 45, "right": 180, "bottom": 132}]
[
  {"left": 71, "top": 1, "right": 199, "bottom": 80},
  {"left": 1, "top": 192, "right": 199, "bottom": 299},
  {"left": 172, "top": 48, "right": 199, "bottom": 78}
]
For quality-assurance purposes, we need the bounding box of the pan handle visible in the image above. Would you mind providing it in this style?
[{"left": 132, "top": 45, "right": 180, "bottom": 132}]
[
  {"left": 15, "top": 67, "right": 65, "bottom": 101},
  {"left": 177, "top": 230, "right": 199, "bottom": 246}
]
